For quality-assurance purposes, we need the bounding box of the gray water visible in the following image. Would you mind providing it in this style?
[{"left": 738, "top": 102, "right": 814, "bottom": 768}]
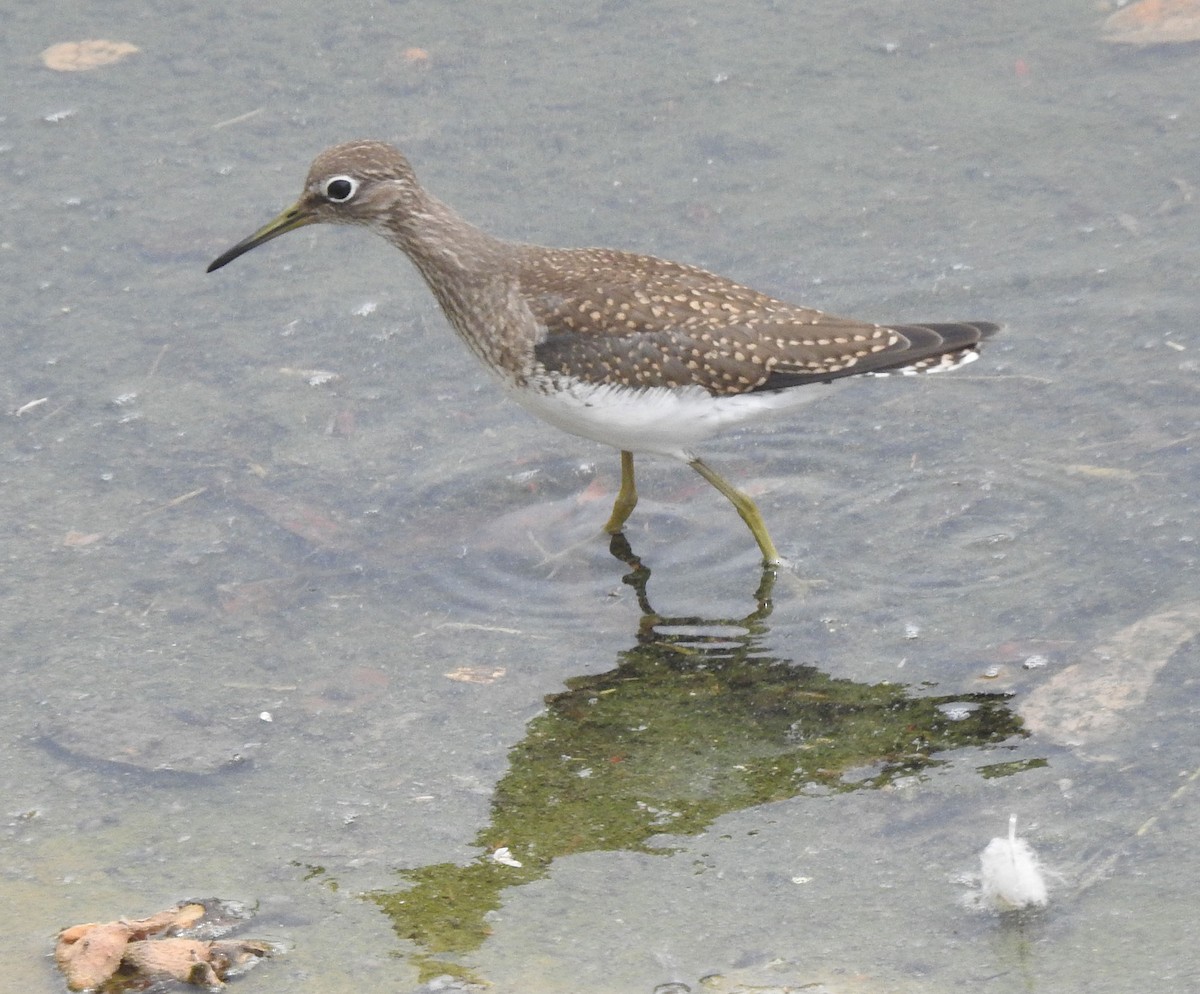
[{"left": 2, "top": 2, "right": 1198, "bottom": 992}]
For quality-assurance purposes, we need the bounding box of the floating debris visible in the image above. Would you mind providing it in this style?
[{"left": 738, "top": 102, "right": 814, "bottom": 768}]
[
  {"left": 41, "top": 40, "right": 139, "bottom": 71},
  {"left": 278, "top": 366, "right": 340, "bottom": 386},
  {"left": 62, "top": 530, "right": 103, "bottom": 548},
  {"left": 490, "top": 847, "right": 522, "bottom": 867},
  {"left": 12, "top": 396, "right": 48, "bottom": 416},
  {"left": 1102, "top": 0, "right": 1200, "bottom": 45},
  {"left": 55, "top": 899, "right": 273, "bottom": 991},
  {"left": 444, "top": 666, "right": 507, "bottom": 684}
]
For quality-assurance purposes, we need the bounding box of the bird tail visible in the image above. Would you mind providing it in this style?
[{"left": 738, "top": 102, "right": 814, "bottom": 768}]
[{"left": 866, "top": 321, "right": 1000, "bottom": 376}]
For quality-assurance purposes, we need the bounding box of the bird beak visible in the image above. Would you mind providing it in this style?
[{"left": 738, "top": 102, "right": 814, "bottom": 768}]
[{"left": 206, "top": 201, "right": 316, "bottom": 273}]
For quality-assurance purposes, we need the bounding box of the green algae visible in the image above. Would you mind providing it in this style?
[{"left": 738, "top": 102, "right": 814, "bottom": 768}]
[{"left": 367, "top": 549, "right": 1028, "bottom": 979}]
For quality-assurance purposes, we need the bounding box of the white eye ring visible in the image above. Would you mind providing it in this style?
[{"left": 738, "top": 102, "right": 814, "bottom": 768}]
[{"left": 323, "top": 175, "right": 359, "bottom": 203}]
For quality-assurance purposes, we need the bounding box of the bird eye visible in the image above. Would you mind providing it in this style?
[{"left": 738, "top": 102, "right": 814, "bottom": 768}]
[{"left": 323, "top": 175, "right": 358, "bottom": 203}]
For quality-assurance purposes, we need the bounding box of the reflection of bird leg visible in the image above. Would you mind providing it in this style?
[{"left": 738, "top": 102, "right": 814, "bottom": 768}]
[
  {"left": 607, "top": 530, "right": 644, "bottom": 576},
  {"left": 750, "top": 564, "right": 777, "bottom": 623},
  {"left": 608, "top": 533, "right": 657, "bottom": 622},
  {"left": 608, "top": 532, "right": 778, "bottom": 640}
]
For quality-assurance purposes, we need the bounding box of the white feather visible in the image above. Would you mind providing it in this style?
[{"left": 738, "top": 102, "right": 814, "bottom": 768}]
[
  {"left": 979, "top": 814, "right": 1049, "bottom": 911},
  {"left": 508, "top": 374, "right": 844, "bottom": 461}
]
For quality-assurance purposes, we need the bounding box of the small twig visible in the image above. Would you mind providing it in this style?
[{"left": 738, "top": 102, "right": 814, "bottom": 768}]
[
  {"left": 140, "top": 486, "right": 208, "bottom": 518},
  {"left": 13, "top": 397, "right": 48, "bottom": 416},
  {"left": 212, "top": 108, "right": 265, "bottom": 130},
  {"left": 146, "top": 344, "right": 169, "bottom": 379}
]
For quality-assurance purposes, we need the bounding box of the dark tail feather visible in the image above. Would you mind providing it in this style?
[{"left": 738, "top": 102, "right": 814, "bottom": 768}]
[
  {"left": 867, "top": 321, "right": 1000, "bottom": 376},
  {"left": 756, "top": 320, "right": 1000, "bottom": 390}
]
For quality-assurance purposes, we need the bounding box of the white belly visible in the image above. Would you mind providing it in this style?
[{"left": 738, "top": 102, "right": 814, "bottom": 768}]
[{"left": 506, "top": 374, "right": 842, "bottom": 462}]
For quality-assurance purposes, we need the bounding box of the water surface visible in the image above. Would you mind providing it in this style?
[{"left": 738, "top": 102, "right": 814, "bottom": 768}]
[{"left": 2, "top": 3, "right": 1198, "bottom": 992}]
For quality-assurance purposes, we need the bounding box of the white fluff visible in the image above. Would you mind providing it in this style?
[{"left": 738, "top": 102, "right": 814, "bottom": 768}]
[
  {"left": 979, "top": 814, "right": 1049, "bottom": 911},
  {"left": 508, "top": 374, "right": 840, "bottom": 461}
]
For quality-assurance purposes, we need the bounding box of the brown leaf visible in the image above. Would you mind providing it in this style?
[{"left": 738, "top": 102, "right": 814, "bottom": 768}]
[
  {"left": 1102, "top": 0, "right": 1200, "bottom": 45},
  {"left": 55, "top": 921, "right": 133, "bottom": 991},
  {"left": 121, "top": 937, "right": 272, "bottom": 986},
  {"left": 209, "top": 939, "right": 274, "bottom": 973},
  {"left": 124, "top": 902, "right": 207, "bottom": 939},
  {"left": 41, "top": 40, "right": 139, "bottom": 71},
  {"left": 123, "top": 938, "right": 222, "bottom": 986}
]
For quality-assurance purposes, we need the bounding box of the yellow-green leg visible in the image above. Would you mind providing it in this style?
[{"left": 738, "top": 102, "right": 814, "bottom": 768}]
[
  {"left": 689, "top": 457, "right": 782, "bottom": 564},
  {"left": 603, "top": 450, "right": 639, "bottom": 534}
]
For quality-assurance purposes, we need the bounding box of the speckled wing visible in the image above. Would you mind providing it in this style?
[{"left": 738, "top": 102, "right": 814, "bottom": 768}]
[{"left": 519, "top": 247, "right": 997, "bottom": 396}]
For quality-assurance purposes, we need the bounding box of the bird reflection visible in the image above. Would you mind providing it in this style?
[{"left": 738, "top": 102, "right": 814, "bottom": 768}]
[{"left": 368, "top": 535, "right": 1025, "bottom": 981}]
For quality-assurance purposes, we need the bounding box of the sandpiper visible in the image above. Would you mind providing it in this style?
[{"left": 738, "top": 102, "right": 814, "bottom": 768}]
[{"left": 209, "top": 140, "right": 997, "bottom": 563}]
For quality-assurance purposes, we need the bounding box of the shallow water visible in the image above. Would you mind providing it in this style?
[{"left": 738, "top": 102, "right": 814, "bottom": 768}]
[{"left": 2, "top": 2, "right": 1199, "bottom": 992}]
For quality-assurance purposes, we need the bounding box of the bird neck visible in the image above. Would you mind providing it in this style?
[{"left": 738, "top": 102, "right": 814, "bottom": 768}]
[
  {"left": 382, "top": 191, "right": 511, "bottom": 281},
  {"left": 379, "top": 193, "right": 538, "bottom": 381}
]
